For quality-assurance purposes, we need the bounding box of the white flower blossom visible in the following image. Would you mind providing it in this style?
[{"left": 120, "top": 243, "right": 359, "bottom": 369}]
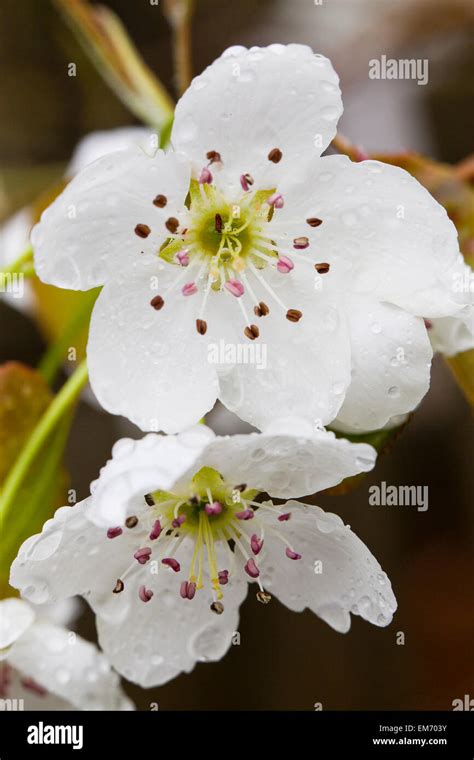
[
  {"left": 30, "top": 45, "right": 471, "bottom": 433},
  {"left": 10, "top": 422, "right": 396, "bottom": 687},
  {"left": 0, "top": 598, "right": 133, "bottom": 710},
  {"left": 424, "top": 261, "right": 474, "bottom": 356},
  {"left": 0, "top": 127, "right": 151, "bottom": 315}
]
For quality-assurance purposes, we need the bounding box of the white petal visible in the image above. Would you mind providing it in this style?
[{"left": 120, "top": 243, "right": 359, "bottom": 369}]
[
  {"left": 10, "top": 500, "right": 137, "bottom": 611},
  {"left": 0, "top": 666, "right": 72, "bottom": 710},
  {"left": 0, "top": 598, "right": 35, "bottom": 654},
  {"left": 172, "top": 45, "right": 342, "bottom": 194},
  {"left": 195, "top": 422, "right": 376, "bottom": 498},
  {"left": 9, "top": 501, "right": 247, "bottom": 688},
  {"left": 87, "top": 261, "right": 219, "bottom": 432},
  {"left": 97, "top": 540, "right": 248, "bottom": 687},
  {"left": 8, "top": 620, "right": 133, "bottom": 710},
  {"left": 334, "top": 298, "right": 432, "bottom": 432},
  {"left": 428, "top": 313, "right": 474, "bottom": 356},
  {"left": 260, "top": 501, "right": 397, "bottom": 631},
  {"left": 66, "top": 127, "right": 153, "bottom": 177},
  {"left": 87, "top": 427, "right": 216, "bottom": 527},
  {"left": 32, "top": 147, "right": 190, "bottom": 289},
  {"left": 299, "top": 154, "right": 462, "bottom": 317},
  {"left": 217, "top": 268, "right": 351, "bottom": 429}
]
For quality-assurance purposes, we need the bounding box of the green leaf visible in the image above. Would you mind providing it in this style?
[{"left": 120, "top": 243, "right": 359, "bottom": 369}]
[
  {"left": 0, "top": 364, "right": 69, "bottom": 596},
  {"left": 54, "top": 0, "right": 174, "bottom": 128}
]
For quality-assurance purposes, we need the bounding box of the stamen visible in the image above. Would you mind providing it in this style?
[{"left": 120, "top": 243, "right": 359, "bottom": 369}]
[
  {"left": 205, "top": 501, "right": 223, "bottom": 515},
  {"left": 256, "top": 590, "right": 272, "bottom": 604},
  {"left": 235, "top": 509, "right": 254, "bottom": 521},
  {"left": 149, "top": 520, "right": 162, "bottom": 540},
  {"left": 206, "top": 150, "right": 222, "bottom": 164},
  {"left": 162, "top": 557, "right": 181, "bottom": 572},
  {"left": 150, "top": 295, "right": 164, "bottom": 310},
  {"left": 165, "top": 217, "right": 179, "bottom": 234},
  {"left": 134, "top": 223, "right": 151, "bottom": 238},
  {"left": 286, "top": 309, "right": 303, "bottom": 323},
  {"left": 315, "top": 262, "right": 330, "bottom": 274},
  {"left": 196, "top": 269, "right": 214, "bottom": 327},
  {"left": 182, "top": 282, "right": 198, "bottom": 297},
  {"left": 306, "top": 217, "right": 323, "bottom": 227},
  {"left": 234, "top": 483, "right": 247, "bottom": 492},
  {"left": 215, "top": 213, "right": 223, "bottom": 232},
  {"left": 286, "top": 548, "right": 302, "bottom": 560},
  {"left": 196, "top": 318, "right": 208, "bottom": 335},
  {"left": 176, "top": 249, "right": 190, "bottom": 266},
  {"left": 138, "top": 585, "right": 153, "bottom": 603},
  {"left": 267, "top": 192, "right": 284, "bottom": 209},
  {"left": 245, "top": 558, "right": 260, "bottom": 578},
  {"left": 248, "top": 262, "right": 288, "bottom": 311},
  {"left": 144, "top": 494, "right": 155, "bottom": 506},
  {"left": 240, "top": 173, "right": 254, "bottom": 192},
  {"left": 268, "top": 148, "right": 283, "bottom": 163},
  {"left": 276, "top": 256, "right": 294, "bottom": 274},
  {"left": 172, "top": 514, "right": 187, "bottom": 528},
  {"left": 254, "top": 301, "right": 270, "bottom": 317},
  {"left": 153, "top": 194, "right": 167, "bottom": 208},
  {"left": 293, "top": 236, "right": 309, "bottom": 250},
  {"left": 278, "top": 512, "right": 291, "bottom": 521},
  {"left": 107, "top": 527, "right": 122, "bottom": 539},
  {"left": 250, "top": 534, "right": 263, "bottom": 555},
  {"left": 201, "top": 513, "right": 222, "bottom": 597},
  {"left": 125, "top": 516, "right": 139, "bottom": 528},
  {"left": 210, "top": 601, "right": 224, "bottom": 614},
  {"left": 134, "top": 547, "right": 152, "bottom": 565},
  {"left": 244, "top": 324, "right": 259, "bottom": 340},
  {"left": 180, "top": 581, "right": 197, "bottom": 600},
  {"left": 224, "top": 279, "right": 244, "bottom": 298},
  {"left": 218, "top": 570, "right": 229, "bottom": 585},
  {"left": 199, "top": 167, "right": 213, "bottom": 184},
  {"left": 113, "top": 579, "right": 124, "bottom": 594}
]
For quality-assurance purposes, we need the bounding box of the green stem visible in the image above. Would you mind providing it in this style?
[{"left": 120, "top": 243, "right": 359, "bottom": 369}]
[
  {"left": 38, "top": 289, "right": 98, "bottom": 385},
  {"left": 0, "top": 246, "right": 33, "bottom": 276},
  {"left": 163, "top": 0, "right": 194, "bottom": 97},
  {"left": 0, "top": 360, "right": 88, "bottom": 520}
]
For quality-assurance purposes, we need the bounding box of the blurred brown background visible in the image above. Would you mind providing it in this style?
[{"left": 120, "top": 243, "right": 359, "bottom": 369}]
[{"left": 0, "top": 0, "right": 473, "bottom": 710}]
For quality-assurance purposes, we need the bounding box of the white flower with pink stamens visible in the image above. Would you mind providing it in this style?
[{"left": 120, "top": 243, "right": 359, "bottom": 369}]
[
  {"left": 10, "top": 422, "right": 396, "bottom": 688},
  {"left": 0, "top": 598, "right": 133, "bottom": 710},
  {"left": 30, "top": 44, "right": 469, "bottom": 433}
]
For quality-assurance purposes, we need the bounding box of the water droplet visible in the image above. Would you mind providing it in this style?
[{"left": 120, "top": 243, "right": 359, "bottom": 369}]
[
  {"left": 371, "top": 322, "right": 382, "bottom": 334},
  {"left": 320, "top": 80, "right": 338, "bottom": 93},
  {"left": 388, "top": 385, "right": 399, "bottom": 398},
  {"left": 190, "top": 624, "right": 224, "bottom": 661},
  {"left": 174, "top": 115, "right": 197, "bottom": 143},
  {"left": 193, "top": 76, "right": 208, "bottom": 91},
  {"left": 56, "top": 668, "right": 71, "bottom": 684},
  {"left": 321, "top": 105, "right": 342, "bottom": 121},
  {"left": 238, "top": 68, "right": 256, "bottom": 83},
  {"left": 342, "top": 212, "right": 357, "bottom": 227}
]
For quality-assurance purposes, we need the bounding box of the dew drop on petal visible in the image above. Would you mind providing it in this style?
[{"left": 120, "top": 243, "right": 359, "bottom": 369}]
[
  {"left": 174, "top": 115, "right": 197, "bottom": 143},
  {"left": 190, "top": 624, "right": 225, "bottom": 662},
  {"left": 56, "top": 668, "right": 71, "bottom": 685},
  {"left": 321, "top": 105, "right": 342, "bottom": 121}
]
